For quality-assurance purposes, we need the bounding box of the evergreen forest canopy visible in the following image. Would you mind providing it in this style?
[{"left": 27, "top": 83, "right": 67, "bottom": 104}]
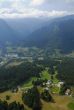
[{"left": 0, "top": 57, "right": 74, "bottom": 92}]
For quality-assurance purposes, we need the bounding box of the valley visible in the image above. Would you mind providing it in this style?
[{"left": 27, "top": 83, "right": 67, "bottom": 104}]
[
  {"left": 0, "top": 56, "right": 74, "bottom": 110},
  {"left": 0, "top": 15, "right": 74, "bottom": 110}
]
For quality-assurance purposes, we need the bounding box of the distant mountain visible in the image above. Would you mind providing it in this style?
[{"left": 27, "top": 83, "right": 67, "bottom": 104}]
[
  {"left": 24, "top": 15, "right": 74, "bottom": 53},
  {"left": 0, "top": 19, "right": 19, "bottom": 46},
  {"left": 5, "top": 18, "right": 48, "bottom": 39},
  {"left": 0, "top": 15, "right": 74, "bottom": 54},
  {"left": 0, "top": 18, "right": 48, "bottom": 47}
]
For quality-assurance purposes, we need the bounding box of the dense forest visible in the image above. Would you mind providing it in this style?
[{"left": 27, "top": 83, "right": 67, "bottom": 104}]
[
  {"left": 0, "top": 61, "right": 43, "bottom": 92},
  {"left": 57, "top": 58, "right": 74, "bottom": 85},
  {"left": 0, "top": 100, "right": 25, "bottom": 110},
  {"left": 0, "top": 57, "right": 74, "bottom": 92}
]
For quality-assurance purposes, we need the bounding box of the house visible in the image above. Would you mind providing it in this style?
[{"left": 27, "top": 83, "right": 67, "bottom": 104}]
[
  {"left": 65, "top": 89, "right": 71, "bottom": 96},
  {"left": 11, "top": 88, "right": 18, "bottom": 93},
  {"left": 5, "top": 54, "right": 19, "bottom": 59},
  {"left": 44, "top": 87, "right": 49, "bottom": 91},
  {"left": 46, "top": 80, "right": 52, "bottom": 87},
  {"left": 57, "top": 81, "right": 64, "bottom": 88}
]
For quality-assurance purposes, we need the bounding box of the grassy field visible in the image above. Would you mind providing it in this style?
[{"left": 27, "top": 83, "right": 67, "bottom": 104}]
[
  {"left": 21, "top": 69, "right": 51, "bottom": 88},
  {"left": 41, "top": 69, "right": 51, "bottom": 80},
  {"left": 41, "top": 69, "right": 59, "bottom": 83},
  {"left": 22, "top": 77, "right": 37, "bottom": 88},
  {"left": 68, "top": 102, "right": 74, "bottom": 110},
  {"left": 51, "top": 86, "right": 60, "bottom": 94},
  {"left": 6, "top": 60, "right": 24, "bottom": 68},
  {"left": 21, "top": 69, "right": 59, "bottom": 89},
  {"left": 0, "top": 90, "right": 73, "bottom": 110},
  {"left": 0, "top": 91, "right": 31, "bottom": 110},
  {"left": 0, "top": 69, "right": 73, "bottom": 110},
  {"left": 42, "top": 95, "right": 72, "bottom": 110}
]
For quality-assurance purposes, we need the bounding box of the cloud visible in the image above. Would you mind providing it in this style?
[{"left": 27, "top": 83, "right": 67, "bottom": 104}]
[
  {"left": 65, "top": 0, "right": 74, "bottom": 3},
  {"left": 0, "top": 0, "right": 74, "bottom": 18},
  {"left": 0, "top": 0, "right": 26, "bottom": 8},
  {"left": 30, "top": 0, "right": 45, "bottom": 6},
  {"left": 0, "top": 7, "right": 69, "bottom": 18}
]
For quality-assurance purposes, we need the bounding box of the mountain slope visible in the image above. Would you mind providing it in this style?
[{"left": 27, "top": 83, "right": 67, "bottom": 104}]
[
  {"left": 0, "top": 18, "right": 49, "bottom": 49},
  {"left": 24, "top": 15, "right": 74, "bottom": 53},
  {"left": 0, "top": 15, "right": 74, "bottom": 54},
  {"left": 0, "top": 19, "right": 20, "bottom": 46},
  {"left": 5, "top": 18, "right": 48, "bottom": 39}
]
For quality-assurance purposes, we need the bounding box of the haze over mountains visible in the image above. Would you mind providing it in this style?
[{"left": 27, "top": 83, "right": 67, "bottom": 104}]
[
  {"left": 0, "top": 15, "right": 74, "bottom": 54},
  {"left": 6, "top": 18, "right": 48, "bottom": 39},
  {"left": 25, "top": 15, "right": 74, "bottom": 53},
  {"left": 0, "top": 19, "right": 19, "bottom": 46},
  {"left": 0, "top": 18, "right": 48, "bottom": 46}
]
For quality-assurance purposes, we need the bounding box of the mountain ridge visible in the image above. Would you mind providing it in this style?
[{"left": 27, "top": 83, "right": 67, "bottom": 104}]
[
  {"left": 0, "top": 15, "right": 74, "bottom": 54},
  {"left": 23, "top": 15, "right": 74, "bottom": 53}
]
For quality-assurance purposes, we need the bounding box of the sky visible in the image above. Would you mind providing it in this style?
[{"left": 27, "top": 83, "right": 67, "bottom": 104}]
[{"left": 0, "top": 0, "right": 74, "bottom": 18}]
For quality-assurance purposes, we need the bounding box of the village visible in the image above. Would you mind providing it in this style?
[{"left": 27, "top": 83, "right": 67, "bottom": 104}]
[{"left": 11, "top": 76, "right": 72, "bottom": 97}]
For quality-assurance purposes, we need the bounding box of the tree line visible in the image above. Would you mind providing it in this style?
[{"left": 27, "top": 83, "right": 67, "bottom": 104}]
[{"left": 0, "top": 100, "right": 25, "bottom": 110}]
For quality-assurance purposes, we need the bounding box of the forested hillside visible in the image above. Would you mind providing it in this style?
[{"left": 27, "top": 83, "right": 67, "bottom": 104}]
[
  {"left": 57, "top": 58, "right": 74, "bottom": 85},
  {"left": 0, "top": 61, "right": 43, "bottom": 92},
  {"left": 24, "top": 15, "right": 74, "bottom": 54},
  {"left": 0, "top": 15, "right": 74, "bottom": 55},
  {"left": 0, "top": 57, "right": 74, "bottom": 93},
  {"left": 0, "top": 19, "right": 19, "bottom": 46}
]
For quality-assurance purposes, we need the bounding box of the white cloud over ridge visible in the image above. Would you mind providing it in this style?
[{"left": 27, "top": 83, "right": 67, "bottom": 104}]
[
  {"left": 0, "top": 8, "right": 69, "bottom": 18},
  {"left": 0, "top": 0, "right": 74, "bottom": 18}
]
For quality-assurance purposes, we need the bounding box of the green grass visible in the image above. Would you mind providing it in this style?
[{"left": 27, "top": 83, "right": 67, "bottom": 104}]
[
  {"left": 68, "top": 102, "right": 74, "bottom": 110},
  {"left": 22, "top": 69, "right": 50, "bottom": 88},
  {"left": 22, "top": 69, "right": 59, "bottom": 91},
  {"left": 6, "top": 61, "right": 23, "bottom": 67},
  {"left": 41, "top": 69, "right": 51, "bottom": 80},
  {"left": 41, "top": 69, "right": 59, "bottom": 83},
  {"left": 0, "top": 90, "right": 72, "bottom": 110},
  {"left": 51, "top": 86, "right": 60, "bottom": 93},
  {"left": 24, "top": 69, "right": 59, "bottom": 88},
  {"left": 22, "top": 77, "right": 37, "bottom": 88},
  {"left": 53, "top": 70, "right": 59, "bottom": 83}
]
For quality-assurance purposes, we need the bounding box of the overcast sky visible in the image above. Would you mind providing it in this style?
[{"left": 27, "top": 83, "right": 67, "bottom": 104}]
[{"left": 0, "top": 0, "right": 74, "bottom": 18}]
